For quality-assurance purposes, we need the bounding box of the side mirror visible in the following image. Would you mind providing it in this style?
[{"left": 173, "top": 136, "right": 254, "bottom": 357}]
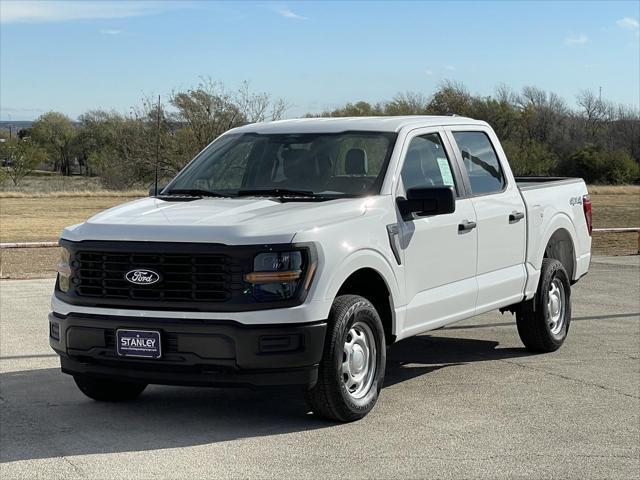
[
  {"left": 149, "top": 184, "right": 166, "bottom": 196},
  {"left": 396, "top": 186, "right": 456, "bottom": 220}
]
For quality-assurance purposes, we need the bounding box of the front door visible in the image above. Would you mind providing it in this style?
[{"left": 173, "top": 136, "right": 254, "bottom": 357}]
[{"left": 397, "top": 129, "right": 478, "bottom": 337}]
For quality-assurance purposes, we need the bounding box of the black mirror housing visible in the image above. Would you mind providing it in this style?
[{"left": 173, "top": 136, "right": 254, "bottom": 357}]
[{"left": 397, "top": 186, "right": 456, "bottom": 220}]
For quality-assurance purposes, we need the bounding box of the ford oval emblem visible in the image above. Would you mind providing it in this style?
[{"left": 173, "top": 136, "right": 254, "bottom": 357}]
[{"left": 125, "top": 269, "right": 161, "bottom": 285}]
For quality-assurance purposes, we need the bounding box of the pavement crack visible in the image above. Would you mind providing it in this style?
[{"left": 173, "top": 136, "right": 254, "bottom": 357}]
[
  {"left": 493, "top": 357, "right": 640, "bottom": 400},
  {"left": 60, "top": 455, "right": 84, "bottom": 474}
]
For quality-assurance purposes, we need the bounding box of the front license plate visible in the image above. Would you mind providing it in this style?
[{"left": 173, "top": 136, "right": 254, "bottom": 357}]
[{"left": 116, "top": 329, "right": 162, "bottom": 359}]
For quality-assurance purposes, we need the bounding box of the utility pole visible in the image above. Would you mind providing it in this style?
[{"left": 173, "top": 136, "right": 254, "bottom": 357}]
[{"left": 599, "top": 86, "right": 602, "bottom": 102}]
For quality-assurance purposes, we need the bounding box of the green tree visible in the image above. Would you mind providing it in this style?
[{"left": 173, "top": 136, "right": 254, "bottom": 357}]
[
  {"left": 384, "top": 92, "right": 430, "bottom": 115},
  {"left": 0, "top": 139, "right": 48, "bottom": 186},
  {"left": 312, "top": 101, "right": 384, "bottom": 117},
  {"left": 170, "top": 79, "right": 288, "bottom": 157},
  {"left": 31, "top": 112, "right": 76, "bottom": 175},
  {"left": 502, "top": 139, "right": 557, "bottom": 176},
  {"left": 427, "top": 80, "right": 473, "bottom": 115},
  {"left": 559, "top": 145, "right": 639, "bottom": 184}
]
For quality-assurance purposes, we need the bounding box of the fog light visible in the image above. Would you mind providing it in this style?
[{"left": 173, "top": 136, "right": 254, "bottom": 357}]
[
  {"left": 259, "top": 334, "right": 302, "bottom": 353},
  {"left": 49, "top": 321, "right": 60, "bottom": 341}
]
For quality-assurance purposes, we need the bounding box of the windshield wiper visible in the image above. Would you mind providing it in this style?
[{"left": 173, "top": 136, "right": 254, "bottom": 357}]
[
  {"left": 161, "top": 189, "right": 231, "bottom": 198},
  {"left": 236, "top": 188, "right": 318, "bottom": 198}
]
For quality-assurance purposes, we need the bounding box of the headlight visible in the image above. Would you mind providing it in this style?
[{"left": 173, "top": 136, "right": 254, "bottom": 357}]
[
  {"left": 244, "top": 250, "right": 316, "bottom": 301},
  {"left": 57, "top": 247, "right": 72, "bottom": 293}
]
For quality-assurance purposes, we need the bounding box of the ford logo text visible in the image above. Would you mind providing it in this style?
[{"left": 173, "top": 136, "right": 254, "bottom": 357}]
[{"left": 125, "top": 269, "right": 161, "bottom": 285}]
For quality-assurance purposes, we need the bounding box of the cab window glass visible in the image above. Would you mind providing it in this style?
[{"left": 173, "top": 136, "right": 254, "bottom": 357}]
[
  {"left": 452, "top": 131, "right": 505, "bottom": 195},
  {"left": 401, "top": 133, "right": 457, "bottom": 193}
]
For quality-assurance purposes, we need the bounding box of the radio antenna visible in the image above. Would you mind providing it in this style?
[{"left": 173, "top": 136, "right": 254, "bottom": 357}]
[{"left": 154, "top": 94, "right": 161, "bottom": 196}]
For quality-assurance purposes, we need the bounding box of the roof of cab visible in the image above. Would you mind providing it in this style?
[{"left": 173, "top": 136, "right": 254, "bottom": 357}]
[{"left": 229, "top": 115, "right": 488, "bottom": 134}]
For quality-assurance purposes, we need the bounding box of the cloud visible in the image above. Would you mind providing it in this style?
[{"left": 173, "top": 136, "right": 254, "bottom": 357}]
[
  {"left": 275, "top": 7, "right": 307, "bottom": 20},
  {"left": 425, "top": 69, "right": 433, "bottom": 76},
  {"left": 564, "top": 33, "right": 588, "bottom": 46},
  {"left": 0, "top": 1, "right": 189, "bottom": 24},
  {"left": 99, "top": 29, "right": 122, "bottom": 36},
  {"left": 444, "top": 65, "right": 456, "bottom": 71},
  {"left": 616, "top": 17, "right": 639, "bottom": 31},
  {"left": 616, "top": 17, "right": 639, "bottom": 45}
]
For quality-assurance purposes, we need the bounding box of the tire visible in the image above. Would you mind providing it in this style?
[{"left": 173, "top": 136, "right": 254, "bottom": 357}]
[
  {"left": 73, "top": 375, "right": 147, "bottom": 402},
  {"left": 516, "top": 258, "right": 572, "bottom": 352},
  {"left": 306, "top": 295, "right": 386, "bottom": 422}
]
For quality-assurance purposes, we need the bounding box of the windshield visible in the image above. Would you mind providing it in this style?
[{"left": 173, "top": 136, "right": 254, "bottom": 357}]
[{"left": 165, "top": 131, "right": 397, "bottom": 198}]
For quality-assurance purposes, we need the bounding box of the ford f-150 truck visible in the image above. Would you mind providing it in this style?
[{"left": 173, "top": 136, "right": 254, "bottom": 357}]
[{"left": 50, "top": 116, "right": 592, "bottom": 422}]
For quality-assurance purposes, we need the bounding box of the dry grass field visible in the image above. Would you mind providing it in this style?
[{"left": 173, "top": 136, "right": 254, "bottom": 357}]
[
  {"left": 0, "top": 186, "right": 638, "bottom": 278},
  {"left": 588, "top": 186, "right": 640, "bottom": 256},
  {"left": 0, "top": 194, "right": 144, "bottom": 243},
  {"left": 0, "top": 194, "right": 144, "bottom": 278}
]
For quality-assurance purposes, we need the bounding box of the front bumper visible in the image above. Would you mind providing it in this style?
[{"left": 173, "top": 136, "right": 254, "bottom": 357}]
[{"left": 49, "top": 313, "right": 327, "bottom": 387}]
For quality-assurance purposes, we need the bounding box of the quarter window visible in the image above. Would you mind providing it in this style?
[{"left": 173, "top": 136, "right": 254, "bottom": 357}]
[
  {"left": 452, "top": 131, "right": 505, "bottom": 195},
  {"left": 401, "top": 133, "right": 457, "bottom": 193}
]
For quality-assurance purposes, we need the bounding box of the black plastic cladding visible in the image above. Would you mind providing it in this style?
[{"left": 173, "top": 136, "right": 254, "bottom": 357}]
[{"left": 56, "top": 239, "right": 317, "bottom": 312}]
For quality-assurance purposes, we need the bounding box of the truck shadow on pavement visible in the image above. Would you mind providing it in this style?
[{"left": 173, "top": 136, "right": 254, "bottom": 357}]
[{"left": 1, "top": 335, "right": 533, "bottom": 463}]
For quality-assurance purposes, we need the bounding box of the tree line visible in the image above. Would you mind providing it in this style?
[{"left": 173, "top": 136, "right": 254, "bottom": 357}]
[
  {"left": 1, "top": 79, "right": 638, "bottom": 187},
  {"left": 311, "top": 81, "right": 639, "bottom": 184}
]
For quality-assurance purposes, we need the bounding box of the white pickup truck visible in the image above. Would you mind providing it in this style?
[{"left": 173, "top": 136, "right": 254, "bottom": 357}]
[{"left": 50, "top": 116, "right": 592, "bottom": 421}]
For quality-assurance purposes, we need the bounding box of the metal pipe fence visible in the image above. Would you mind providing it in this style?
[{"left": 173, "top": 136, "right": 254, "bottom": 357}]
[{"left": 1, "top": 228, "right": 638, "bottom": 250}]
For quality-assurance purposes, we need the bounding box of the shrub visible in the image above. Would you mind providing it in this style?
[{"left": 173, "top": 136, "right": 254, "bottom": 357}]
[
  {"left": 502, "top": 139, "right": 557, "bottom": 176},
  {"left": 559, "top": 145, "right": 640, "bottom": 184}
]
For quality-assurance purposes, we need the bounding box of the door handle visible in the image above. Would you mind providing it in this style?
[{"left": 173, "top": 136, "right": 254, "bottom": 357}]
[
  {"left": 458, "top": 220, "right": 477, "bottom": 232},
  {"left": 509, "top": 211, "right": 525, "bottom": 223}
]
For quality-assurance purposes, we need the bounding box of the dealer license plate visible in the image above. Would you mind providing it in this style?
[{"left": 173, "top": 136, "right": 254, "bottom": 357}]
[{"left": 116, "top": 329, "right": 162, "bottom": 359}]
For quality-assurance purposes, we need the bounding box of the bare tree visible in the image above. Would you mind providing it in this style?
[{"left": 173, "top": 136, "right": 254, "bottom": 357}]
[
  {"left": 576, "top": 90, "right": 609, "bottom": 139},
  {"left": 517, "top": 86, "right": 568, "bottom": 145}
]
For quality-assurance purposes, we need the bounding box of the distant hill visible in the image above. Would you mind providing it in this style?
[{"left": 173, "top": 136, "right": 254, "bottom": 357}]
[{"left": 0, "top": 121, "right": 34, "bottom": 130}]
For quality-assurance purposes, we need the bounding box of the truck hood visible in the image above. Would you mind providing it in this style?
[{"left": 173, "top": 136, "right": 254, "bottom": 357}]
[{"left": 62, "top": 196, "right": 370, "bottom": 245}]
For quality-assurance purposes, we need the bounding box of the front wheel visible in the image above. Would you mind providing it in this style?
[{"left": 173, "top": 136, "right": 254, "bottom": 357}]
[
  {"left": 73, "top": 375, "right": 147, "bottom": 402},
  {"left": 516, "top": 258, "right": 572, "bottom": 352},
  {"left": 306, "top": 295, "right": 386, "bottom": 422}
]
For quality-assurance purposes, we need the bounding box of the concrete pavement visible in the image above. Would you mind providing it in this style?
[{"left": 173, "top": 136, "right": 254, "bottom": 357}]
[{"left": 1, "top": 256, "right": 638, "bottom": 479}]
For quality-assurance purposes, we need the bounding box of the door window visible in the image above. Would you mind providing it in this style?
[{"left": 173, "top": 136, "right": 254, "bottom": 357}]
[
  {"left": 452, "top": 131, "right": 505, "bottom": 195},
  {"left": 401, "top": 133, "right": 457, "bottom": 193}
]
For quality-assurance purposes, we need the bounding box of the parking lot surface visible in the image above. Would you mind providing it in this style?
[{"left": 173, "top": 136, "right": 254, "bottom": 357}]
[{"left": 1, "top": 256, "right": 638, "bottom": 479}]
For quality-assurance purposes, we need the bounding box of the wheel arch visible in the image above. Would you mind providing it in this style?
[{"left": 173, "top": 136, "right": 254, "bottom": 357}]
[
  {"left": 323, "top": 250, "right": 400, "bottom": 345},
  {"left": 533, "top": 213, "right": 579, "bottom": 281},
  {"left": 336, "top": 268, "right": 396, "bottom": 345},
  {"left": 543, "top": 228, "right": 576, "bottom": 281}
]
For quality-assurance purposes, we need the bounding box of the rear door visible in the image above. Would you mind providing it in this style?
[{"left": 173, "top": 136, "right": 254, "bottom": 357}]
[
  {"left": 395, "top": 128, "right": 478, "bottom": 337},
  {"left": 446, "top": 127, "right": 527, "bottom": 313}
]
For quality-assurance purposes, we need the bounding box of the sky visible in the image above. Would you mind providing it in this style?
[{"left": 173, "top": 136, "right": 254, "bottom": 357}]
[{"left": 1, "top": 0, "right": 639, "bottom": 121}]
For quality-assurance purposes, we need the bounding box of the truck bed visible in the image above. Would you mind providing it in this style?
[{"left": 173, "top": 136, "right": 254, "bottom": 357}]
[
  {"left": 516, "top": 175, "right": 591, "bottom": 294},
  {"left": 515, "top": 177, "right": 585, "bottom": 190}
]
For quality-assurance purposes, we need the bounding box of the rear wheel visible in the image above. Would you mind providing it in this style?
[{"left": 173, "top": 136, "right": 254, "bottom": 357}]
[
  {"left": 73, "top": 375, "right": 147, "bottom": 402},
  {"left": 306, "top": 295, "right": 386, "bottom": 422},
  {"left": 516, "top": 258, "right": 572, "bottom": 352}
]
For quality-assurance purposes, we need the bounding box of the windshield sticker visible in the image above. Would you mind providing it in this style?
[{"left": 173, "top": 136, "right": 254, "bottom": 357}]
[{"left": 437, "top": 158, "right": 455, "bottom": 186}]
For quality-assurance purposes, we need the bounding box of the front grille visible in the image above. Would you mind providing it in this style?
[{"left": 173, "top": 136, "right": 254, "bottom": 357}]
[
  {"left": 58, "top": 240, "right": 313, "bottom": 312},
  {"left": 72, "top": 250, "right": 243, "bottom": 304}
]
